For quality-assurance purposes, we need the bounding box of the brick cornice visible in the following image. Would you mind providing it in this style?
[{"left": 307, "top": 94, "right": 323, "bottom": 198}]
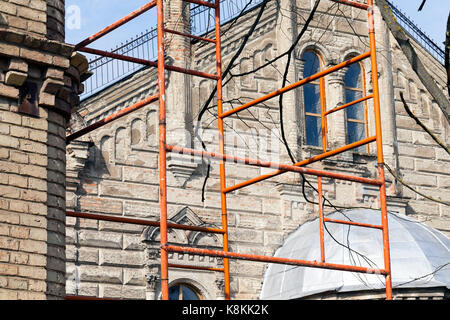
[{"left": 0, "top": 29, "right": 73, "bottom": 60}]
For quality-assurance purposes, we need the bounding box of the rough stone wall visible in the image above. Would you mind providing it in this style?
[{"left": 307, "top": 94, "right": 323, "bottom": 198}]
[
  {"left": 66, "top": 0, "right": 450, "bottom": 300},
  {"left": 389, "top": 32, "right": 450, "bottom": 231}
]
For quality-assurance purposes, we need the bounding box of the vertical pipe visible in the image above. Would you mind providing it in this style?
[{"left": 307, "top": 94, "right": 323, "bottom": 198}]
[
  {"left": 318, "top": 75, "right": 327, "bottom": 263},
  {"left": 318, "top": 177, "right": 325, "bottom": 262},
  {"left": 215, "top": 0, "right": 231, "bottom": 301},
  {"left": 367, "top": 0, "right": 393, "bottom": 300},
  {"left": 156, "top": 0, "right": 169, "bottom": 300}
]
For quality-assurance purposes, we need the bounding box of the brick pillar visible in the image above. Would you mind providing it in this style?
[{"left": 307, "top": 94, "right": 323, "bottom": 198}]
[
  {"left": 276, "top": 0, "right": 300, "bottom": 176},
  {"left": 0, "top": 0, "right": 85, "bottom": 300},
  {"left": 164, "top": 0, "right": 192, "bottom": 147},
  {"left": 163, "top": 0, "right": 199, "bottom": 185}
]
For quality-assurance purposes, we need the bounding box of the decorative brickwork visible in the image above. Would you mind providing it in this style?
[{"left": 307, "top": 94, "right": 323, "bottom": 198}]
[{"left": 0, "top": 0, "right": 86, "bottom": 300}]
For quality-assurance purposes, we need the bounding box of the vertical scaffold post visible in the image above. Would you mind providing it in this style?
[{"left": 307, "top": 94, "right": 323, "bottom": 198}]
[
  {"left": 367, "top": 0, "right": 393, "bottom": 300},
  {"left": 156, "top": 0, "right": 170, "bottom": 300},
  {"left": 214, "top": 0, "right": 231, "bottom": 300},
  {"left": 318, "top": 69, "right": 328, "bottom": 263}
]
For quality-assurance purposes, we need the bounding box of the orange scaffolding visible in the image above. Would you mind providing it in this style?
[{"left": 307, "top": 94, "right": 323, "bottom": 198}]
[{"left": 66, "top": 0, "right": 393, "bottom": 300}]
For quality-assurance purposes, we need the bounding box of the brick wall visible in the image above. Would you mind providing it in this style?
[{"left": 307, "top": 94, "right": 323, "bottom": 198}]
[
  {"left": 0, "top": 96, "right": 68, "bottom": 299},
  {"left": 0, "top": 0, "right": 84, "bottom": 300},
  {"left": 0, "top": 0, "right": 47, "bottom": 39}
]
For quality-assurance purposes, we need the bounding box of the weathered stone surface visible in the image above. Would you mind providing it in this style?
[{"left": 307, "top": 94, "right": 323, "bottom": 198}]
[{"left": 62, "top": 0, "right": 450, "bottom": 301}]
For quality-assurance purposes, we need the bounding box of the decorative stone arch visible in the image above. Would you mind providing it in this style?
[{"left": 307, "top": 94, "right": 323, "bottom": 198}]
[
  {"left": 142, "top": 206, "right": 224, "bottom": 300},
  {"left": 164, "top": 277, "right": 212, "bottom": 300},
  {"left": 295, "top": 41, "right": 333, "bottom": 68}
]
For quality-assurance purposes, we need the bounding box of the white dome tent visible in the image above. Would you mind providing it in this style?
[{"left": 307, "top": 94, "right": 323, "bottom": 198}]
[{"left": 260, "top": 209, "right": 450, "bottom": 300}]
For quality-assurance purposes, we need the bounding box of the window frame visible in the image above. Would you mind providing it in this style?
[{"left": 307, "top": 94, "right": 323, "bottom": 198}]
[
  {"left": 168, "top": 282, "right": 203, "bottom": 300},
  {"left": 343, "top": 60, "right": 369, "bottom": 153},
  {"left": 301, "top": 50, "right": 327, "bottom": 149}
]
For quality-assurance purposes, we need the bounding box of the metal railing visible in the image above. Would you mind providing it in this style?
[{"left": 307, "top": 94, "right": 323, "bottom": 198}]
[
  {"left": 386, "top": 0, "right": 445, "bottom": 64},
  {"left": 81, "top": 0, "right": 445, "bottom": 99},
  {"left": 81, "top": 0, "right": 264, "bottom": 99}
]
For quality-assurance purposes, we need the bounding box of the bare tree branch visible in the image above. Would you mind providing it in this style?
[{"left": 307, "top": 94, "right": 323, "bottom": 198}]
[
  {"left": 400, "top": 92, "right": 450, "bottom": 155},
  {"left": 418, "top": 0, "right": 426, "bottom": 11},
  {"left": 376, "top": 0, "right": 450, "bottom": 123}
]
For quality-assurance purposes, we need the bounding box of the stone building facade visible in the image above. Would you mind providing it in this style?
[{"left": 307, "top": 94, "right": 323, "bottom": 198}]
[{"left": 62, "top": 0, "right": 449, "bottom": 300}]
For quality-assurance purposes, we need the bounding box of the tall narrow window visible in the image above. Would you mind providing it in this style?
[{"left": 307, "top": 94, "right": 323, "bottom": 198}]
[
  {"left": 302, "top": 51, "right": 324, "bottom": 147},
  {"left": 344, "top": 62, "right": 368, "bottom": 152}
]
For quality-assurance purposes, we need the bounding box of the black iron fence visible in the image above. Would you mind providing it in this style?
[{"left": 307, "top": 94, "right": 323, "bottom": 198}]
[
  {"left": 386, "top": 0, "right": 445, "bottom": 64},
  {"left": 81, "top": 0, "right": 445, "bottom": 100},
  {"left": 81, "top": 0, "right": 264, "bottom": 99}
]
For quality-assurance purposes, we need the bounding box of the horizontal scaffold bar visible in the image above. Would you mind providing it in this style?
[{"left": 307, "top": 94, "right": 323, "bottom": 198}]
[
  {"left": 164, "top": 28, "right": 217, "bottom": 43},
  {"left": 166, "top": 143, "right": 382, "bottom": 186},
  {"left": 66, "top": 94, "right": 159, "bottom": 144},
  {"left": 323, "top": 217, "right": 383, "bottom": 229},
  {"left": 325, "top": 94, "right": 374, "bottom": 116},
  {"left": 223, "top": 135, "right": 377, "bottom": 193},
  {"left": 78, "top": 47, "right": 220, "bottom": 80},
  {"left": 219, "top": 51, "right": 371, "bottom": 119},
  {"left": 75, "top": 1, "right": 157, "bottom": 50},
  {"left": 329, "top": 0, "right": 370, "bottom": 10},
  {"left": 168, "top": 263, "right": 225, "bottom": 272},
  {"left": 66, "top": 211, "right": 226, "bottom": 234},
  {"left": 165, "top": 245, "right": 388, "bottom": 275},
  {"left": 183, "top": 0, "right": 217, "bottom": 8}
]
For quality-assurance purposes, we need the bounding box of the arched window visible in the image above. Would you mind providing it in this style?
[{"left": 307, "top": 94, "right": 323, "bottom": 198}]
[
  {"left": 344, "top": 62, "right": 368, "bottom": 152},
  {"left": 169, "top": 283, "right": 202, "bottom": 300},
  {"left": 302, "top": 51, "right": 325, "bottom": 147}
]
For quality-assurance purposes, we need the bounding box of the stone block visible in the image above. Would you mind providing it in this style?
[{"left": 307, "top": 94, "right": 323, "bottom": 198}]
[
  {"left": 402, "top": 172, "right": 437, "bottom": 188},
  {"left": 8, "top": 59, "right": 28, "bottom": 73},
  {"left": 41, "top": 78, "right": 64, "bottom": 94},
  {"left": 416, "top": 160, "right": 450, "bottom": 175},
  {"left": 78, "top": 197, "right": 123, "bottom": 215},
  {"left": 100, "top": 181, "right": 159, "bottom": 202},
  {"left": 20, "top": 48, "right": 53, "bottom": 65},
  {"left": 0, "top": 83, "right": 19, "bottom": 99},
  {"left": 5, "top": 71, "right": 27, "bottom": 86},
  {"left": 79, "top": 266, "right": 123, "bottom": 284},
  {"left": 78, "top": 230, "right": 122, "bottom": 249},
  {"left": 99, "top": 249, "right": 144, "bottom": 267},
  {"left": 0, "top": 42, "right": 20, "bottom": 58}
]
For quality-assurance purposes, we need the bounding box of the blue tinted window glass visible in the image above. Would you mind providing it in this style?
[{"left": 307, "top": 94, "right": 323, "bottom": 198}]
[
  {"left": 304, "top": 83, "right": 321, "bottom": 114},
  {"left": 169, "top": 284, "right": 200, "bottom": 300},
  {"left": 306, "top": 115, "right": 322, "bottom": 147},
  {"left": 345, "top": 89, "right": 364, "bottom": 120},
  {"left": 347, "top": 122, "right": 365, "bottom": 152},
  {"left": 169, "top": 285, "right": 180, "bottom": 300},
  {"left": 303, "top": 51, "right": 320, "bottom": 78},
  {"left": 182, "top": 286, "right": 200, "bottom": 300},
  {"left": 302, "top": 51, "right": 323, "bottom": 147},
  {"left": 344, "top": 63, "right": 362, "bottom": 89}
]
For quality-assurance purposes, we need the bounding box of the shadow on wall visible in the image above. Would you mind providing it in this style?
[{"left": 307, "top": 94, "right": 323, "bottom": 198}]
[
  {"left": 46, "top": 0, "right": 65, "bottom": 41},
  {"left": 74, "top": 143, "right": 110, "bottom": 201},
  {"left": 0, "top": 13, "right": 7, "bottom": 28}
]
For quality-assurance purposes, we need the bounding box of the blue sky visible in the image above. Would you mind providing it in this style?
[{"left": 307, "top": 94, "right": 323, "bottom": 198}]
[{"left": 65, "top": 0, "right": 449, "bottom": 54}]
